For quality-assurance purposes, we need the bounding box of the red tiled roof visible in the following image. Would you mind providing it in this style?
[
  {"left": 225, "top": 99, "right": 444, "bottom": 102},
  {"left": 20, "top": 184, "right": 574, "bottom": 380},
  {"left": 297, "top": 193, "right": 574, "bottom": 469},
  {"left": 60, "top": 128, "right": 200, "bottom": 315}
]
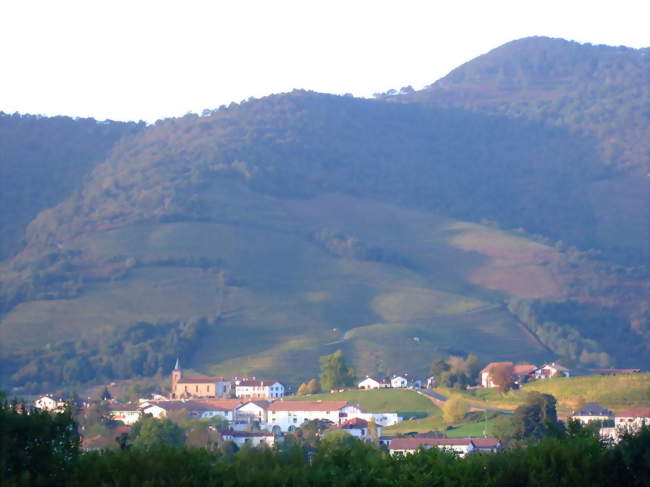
[
  {"left": 191, "top": 399, "right": 242, "bottom": 409},
  {"left": 470, "top": 437, "right": 500, "bottom": 448},
  {"left": 617, "top": 407, "right": 650, "bottom": 418},
  {"left": 513, "top": 364, "right": 537, "bottom": 375},
  {"left": 268, "top": 401, "right": 349, "bottom": 412},
  {"left": 177, "top": 376, "right": 229, "bottom": 384},
  {"left": 146, "top": 400, "right": 231, "bottom": 412},
  {"left": 390, "top": 437, "right": 475, "bottom": 451},
  {"left": 340, "top": 417, "right": 368, "bottom": 428},
  {"left": 110, "top": 404, "right": 140, "bottom": 412},
  {"left": 480, "top": 362, "right": 513, "bottom": 374}
]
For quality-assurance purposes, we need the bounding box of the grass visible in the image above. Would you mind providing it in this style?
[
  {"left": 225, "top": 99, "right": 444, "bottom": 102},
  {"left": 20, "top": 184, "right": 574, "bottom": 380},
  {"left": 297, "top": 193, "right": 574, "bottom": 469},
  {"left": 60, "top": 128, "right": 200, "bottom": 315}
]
[
  {"left": 445, "top": 418, "right": 502, "bottom": 437},
  {"left": 436, "top": 373, "right": 650, "bottom": 412},
  {"left": 0, "top": 189, "right": 579, "bottom": 385}
]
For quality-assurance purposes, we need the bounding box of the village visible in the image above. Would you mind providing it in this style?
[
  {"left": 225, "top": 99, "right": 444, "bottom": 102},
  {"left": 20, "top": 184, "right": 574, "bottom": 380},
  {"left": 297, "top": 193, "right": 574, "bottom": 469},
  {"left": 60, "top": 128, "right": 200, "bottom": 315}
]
[{"left": 29, "top": 357, "right": 650, "bottom": 456}]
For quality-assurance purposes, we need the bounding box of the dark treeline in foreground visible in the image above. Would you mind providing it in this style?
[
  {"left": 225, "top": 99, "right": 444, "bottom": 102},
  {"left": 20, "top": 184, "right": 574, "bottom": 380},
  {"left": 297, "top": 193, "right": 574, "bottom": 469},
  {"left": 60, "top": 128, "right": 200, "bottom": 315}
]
[{"left": 2, "top": 401, "right": 649, "bottom": 486}]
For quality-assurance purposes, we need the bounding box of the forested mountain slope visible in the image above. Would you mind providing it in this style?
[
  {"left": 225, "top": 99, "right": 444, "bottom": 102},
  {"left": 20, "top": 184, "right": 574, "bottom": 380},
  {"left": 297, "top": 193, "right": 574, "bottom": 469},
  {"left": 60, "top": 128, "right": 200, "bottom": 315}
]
[
  {"left": 1, "top": 38, "right": 648, "bottom": 391},
  {"left": 0, "top": 113, "right": 144, "bottom": 259},
  {"left": 395, "top": 37, "right": 649, "bottom": 263}
]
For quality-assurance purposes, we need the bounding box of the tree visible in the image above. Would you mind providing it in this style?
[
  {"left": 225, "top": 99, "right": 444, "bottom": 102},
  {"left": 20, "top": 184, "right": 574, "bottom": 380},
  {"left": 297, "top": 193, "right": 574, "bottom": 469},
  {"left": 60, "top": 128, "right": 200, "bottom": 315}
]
[
  {"left": 442, "top": 397, "right": 469, "bottom": 424},
  {"left": 489, "top": 363, "right": 515, "bottom": 392},
  {"left": 129, "top": 417, "right": 185, "bottom": 448},
  {"left": 512, "top": 392, "right": 561, "bottom": 440},
  {"left": 0, "top": 400, "right": 80, "bottom": 485},
  {"left": 305, "top": 378, "right": 320, "bottom": 394},
  {"left": 319, "top": 350, "right": 355, "bottom": 391}
]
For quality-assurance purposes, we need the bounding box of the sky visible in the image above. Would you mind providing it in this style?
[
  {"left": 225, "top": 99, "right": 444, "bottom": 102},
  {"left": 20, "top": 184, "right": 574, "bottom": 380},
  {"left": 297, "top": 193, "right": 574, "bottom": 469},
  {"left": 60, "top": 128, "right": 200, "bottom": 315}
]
[{"left": 1, "top": 0, "right": 648, "bottom": 122}]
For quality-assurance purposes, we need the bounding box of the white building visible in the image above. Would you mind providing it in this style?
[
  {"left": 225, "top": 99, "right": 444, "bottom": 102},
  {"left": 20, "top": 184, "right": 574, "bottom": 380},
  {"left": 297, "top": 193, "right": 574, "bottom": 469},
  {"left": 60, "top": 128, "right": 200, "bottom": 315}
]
[
  {"left": 141, "top": 400, "right": 239, "bottom": 422},
  {"left": 390, "top": 376, "right": 408, "bottom": 388},
  {"left": 615, "top": 407, "right": 650, "bottom": 434},
  {"left": 33, "top": 395, "right": 60, "bottom": 411},
  {"left": 234, "top": 400, "right": 270, "bottom": 429},
  {"left": 109, "top": 405, "right": 141, "bottom": 425},
  {"left": 235, "top": 380, "right": 284, "bottom": 400},
  {"left": 218, "top": 429, "right": 277, "bottom": 448},
  {"left": 571, "top": 403, "right": 614, "bottom": 425},
  {"left": 358, "top": 377, "right": 390, "bottom": 389},
  {"left": 267, "top": 401, "right": 363, "bottom": 433},
  {"left": 389, "top": 437, "right": 476, "bottom": 457},
  {"left": 534, "top": 363, "right": 570, "bottom": 379},
  {"left": 338, "top": 417, "right": 382, "bottom": 440}
]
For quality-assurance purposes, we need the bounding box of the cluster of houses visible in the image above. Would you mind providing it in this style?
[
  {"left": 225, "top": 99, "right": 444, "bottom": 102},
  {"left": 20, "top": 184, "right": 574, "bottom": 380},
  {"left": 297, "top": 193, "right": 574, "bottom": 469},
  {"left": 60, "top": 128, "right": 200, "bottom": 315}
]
[
  {"left": 30, "top": 360, "right": 649, "bottom": 454},
  {"left": 570, "top": 403, "right": 650, "bottom": 442}
]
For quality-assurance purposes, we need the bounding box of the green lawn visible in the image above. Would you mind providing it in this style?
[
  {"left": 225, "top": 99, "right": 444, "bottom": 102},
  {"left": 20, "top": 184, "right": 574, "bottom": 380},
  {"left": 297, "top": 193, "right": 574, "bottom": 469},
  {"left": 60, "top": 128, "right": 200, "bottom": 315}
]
[
  {"left": 445, "top": 418, "right": 502, "bottom": 437},
  {"left": 436, "top": 373, "right": 650, "bottom": 412}
]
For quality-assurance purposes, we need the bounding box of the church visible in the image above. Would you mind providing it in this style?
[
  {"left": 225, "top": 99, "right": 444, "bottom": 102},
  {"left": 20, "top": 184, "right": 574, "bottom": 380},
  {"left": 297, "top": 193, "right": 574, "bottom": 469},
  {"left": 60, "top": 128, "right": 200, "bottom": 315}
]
[{"left": 170, "top": 359, "right": 232, "bottom": 399}]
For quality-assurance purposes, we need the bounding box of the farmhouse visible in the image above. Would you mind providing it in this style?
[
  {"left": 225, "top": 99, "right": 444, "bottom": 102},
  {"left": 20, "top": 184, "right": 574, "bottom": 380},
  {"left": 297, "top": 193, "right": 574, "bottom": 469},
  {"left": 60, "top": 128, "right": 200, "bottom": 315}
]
[
  {"left": 481, "top": 362, "right": 538, "bottom": 388},
  {"left": 390, "top": 375, "right": 409, "bottom": 388},
  {"left": 571, "top": 402, "right": 614, "bottom": 425},
  {"left": 235, "top": 379, "right": 284, "bottom": 400},
  {"left": 358, "top": 376, "right": 390, "bottom": 389},
  {"left": 267, "top": 400, "right": 364, "bottom": 432},
  {"left": 171, "top": 359, "right": 231, "bottom": 399},
  {"left": 534, "top": 363, "right": 570, "bottom": 379},
  {"left": 109, "top": 404, "right": 141, "bottom": 425},
  {"left": 33, "top": 395, "right": 61, "bottom": 411},
  {"left": 389, "top": 437, "right": 476, "bottom": 457},
  {"left": 615, "top": 407, "right": 650, "bottom": 434},
  {"left": 218, "top": 429, "right": 277, "bottom": 448},
  {"left": 235, "top": 400, "right": 270, "bottom": 428},
  {"left": 337, "top": 417, "right": 382, "bottom": 440},
  {"left": 141, "top": 400, "right": 238, "bottom": 421}
]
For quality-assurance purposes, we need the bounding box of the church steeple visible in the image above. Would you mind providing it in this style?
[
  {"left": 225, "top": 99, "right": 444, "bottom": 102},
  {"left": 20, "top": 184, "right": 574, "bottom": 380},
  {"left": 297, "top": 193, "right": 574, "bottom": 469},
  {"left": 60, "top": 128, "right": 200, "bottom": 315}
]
[{"left": 171, "top": 358, "right": 182, "bottom": 399}]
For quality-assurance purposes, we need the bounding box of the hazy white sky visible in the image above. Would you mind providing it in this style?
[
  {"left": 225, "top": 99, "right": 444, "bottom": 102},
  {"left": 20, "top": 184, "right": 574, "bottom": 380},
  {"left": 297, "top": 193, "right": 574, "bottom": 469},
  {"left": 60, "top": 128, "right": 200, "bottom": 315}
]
[{"left": 1, "top": 0, "right": 648, "bottom": 122}]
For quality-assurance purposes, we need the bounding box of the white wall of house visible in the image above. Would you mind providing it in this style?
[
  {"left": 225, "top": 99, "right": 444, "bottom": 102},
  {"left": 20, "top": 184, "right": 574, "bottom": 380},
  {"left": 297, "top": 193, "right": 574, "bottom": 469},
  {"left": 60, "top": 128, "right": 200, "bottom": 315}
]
[
  {"left": 235, "top": 382, "right": 284, "bottom": 399},
  {"left": 236, "top": 402, "right": 268, "bottom": 424},
  {"left": 110, "top": 410, "right": 141, "bottom": 425},
  {"left": 391, "top": 377, "right": 408, "bottom": 388},
  {"left": 34, "top": 396, "right": 59, "bottom": 410},
  {"left": 358, "top": 378, "right": 384, "bottom": 389}
]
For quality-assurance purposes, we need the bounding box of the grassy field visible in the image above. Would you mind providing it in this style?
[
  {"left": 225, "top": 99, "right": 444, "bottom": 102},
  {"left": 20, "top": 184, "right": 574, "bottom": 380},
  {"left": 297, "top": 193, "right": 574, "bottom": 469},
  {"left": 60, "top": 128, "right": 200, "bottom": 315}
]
[
  {"left": 1, "top": 190, "right": 570, "bottom": 384},
  {"left": 436, "top": 373, "right": 650, "bottom": 412}
]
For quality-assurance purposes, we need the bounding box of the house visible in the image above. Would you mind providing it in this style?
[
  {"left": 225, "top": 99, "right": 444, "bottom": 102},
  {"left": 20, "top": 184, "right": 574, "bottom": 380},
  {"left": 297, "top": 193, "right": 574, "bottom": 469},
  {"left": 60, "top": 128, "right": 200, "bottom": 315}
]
[
  {"left": 470, "top": 437, "right": 502, "bottom": 453},
  {"left": 33, "top": 395, "right": 60, "bottom": 411},
  {"left": 170, "top": 359, "right": 231, "bottom": 399},
  {"left": 358, "top": 377, "right": 390, "bottom": 389},
  {"left": 378, "top": 435, "right": 399, "bottom": 448},
  {"left": 481, "top": 362, "right": 538, "bottom": 388},
  {"left": 534, "top": 363, "right": 570, "bottom": 379},
  {"left": 235, "top": 380, "right": 284, "bottom": 400},
  {"left": 218, "top": 429, "right": 277, "bottom": 448},
  {"left": 337, "top": 417, "right": 382, "bottom": 440},
  {"left": 235, "top": 400, "right": 270, "bottom": 429},
  {"left": 267, "top": 401, "right": 364, "bottom": 433},
  {"left": 389, "top": 437, "right": 476, "bottom": 457},
  {"left": 615, "top": 407, "right": 650, "bottom": 434},
  {"left": 109, "top": 404, "right": 141, "bottom": 425},
  {"left": 141, "top": 400, "right": 238, "bottom": 422},
  {"left": 512, "top": 364, "right": 538, "bottom": 384},
  {"left": 571, "top": 402, "right": 614, "bottom": 425},
  {"left": 390, "top": 375, "right": 409, "bottom": 388},
  {"left": 480, "top": 362, "right": 513, "bottom": 388}
]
